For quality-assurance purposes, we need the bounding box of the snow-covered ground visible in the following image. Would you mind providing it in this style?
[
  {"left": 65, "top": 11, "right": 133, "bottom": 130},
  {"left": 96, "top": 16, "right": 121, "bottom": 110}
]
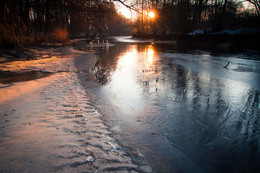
[{"left": 0, "top": 46, "right": 146, "bottom": 173}]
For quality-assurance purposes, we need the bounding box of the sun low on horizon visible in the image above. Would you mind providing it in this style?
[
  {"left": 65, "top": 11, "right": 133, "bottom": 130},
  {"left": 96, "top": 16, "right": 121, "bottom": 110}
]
[{"left": 148, "top": 11, "right": 155, "bottom": 18}]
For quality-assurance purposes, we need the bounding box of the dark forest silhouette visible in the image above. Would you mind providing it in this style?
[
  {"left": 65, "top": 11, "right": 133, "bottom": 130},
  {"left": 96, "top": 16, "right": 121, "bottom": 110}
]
[
  {"left": 0, "top": 0, "right": 133, "bottom": 47},
  {"left": 0, "top": 0, "right": 260, "bottom": 47},
  {"left": 131, "top": 0, "right": 260, "bottom": 36}
]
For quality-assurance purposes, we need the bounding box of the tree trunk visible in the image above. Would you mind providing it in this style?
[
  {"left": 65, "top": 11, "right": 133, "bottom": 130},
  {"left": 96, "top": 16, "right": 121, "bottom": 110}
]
[
  {"left": 23, "top": 0, "right": 30, "bottom": 25},
  {"left": 0, "top": 0, "right": 5, "bottom": 14},
  {"left": 46, "top": 0, "right": 50, "bottom": 32},
  {"left": 36, "top": 0, "right": 42, "bottom": 32}
]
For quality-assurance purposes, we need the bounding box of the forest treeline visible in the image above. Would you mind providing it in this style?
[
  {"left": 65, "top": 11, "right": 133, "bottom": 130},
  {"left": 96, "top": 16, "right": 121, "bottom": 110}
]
[
  {"left": 1, "top": 0, "right": 260, "bottom": 48},
  {"left": 0, "top": 0, "right": 133, "bottom": 47},
  {"left": 132, "top": 0, "right": 260, "bottom": 37}
]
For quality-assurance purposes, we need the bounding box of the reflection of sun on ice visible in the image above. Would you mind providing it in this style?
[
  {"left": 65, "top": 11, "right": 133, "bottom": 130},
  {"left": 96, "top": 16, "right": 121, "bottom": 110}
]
[
  {"left": 148, "top": 47, "right": 154, "bottom": 66},
  {"left": 144, "top": 45, "right": 155, "bottom": 68},
  {"left": 109, "top": 46, "right": 141, "bottom": 99},
  {"left": 118, "top": 49, "right": 138, "bottom": 72}
]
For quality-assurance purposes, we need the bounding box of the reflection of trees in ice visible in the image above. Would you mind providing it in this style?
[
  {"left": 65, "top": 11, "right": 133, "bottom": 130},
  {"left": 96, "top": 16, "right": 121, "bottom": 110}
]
[
  {"left": 91, "top": 44, "right": 128, "bottom": 85},
  {"left": 139, "top": 57, "right": 260, "bottom": 172},
  {"left": 235, "top": 91, "right": 260, "bottom": 158},
  {"left": 237, "top": 91, "right": 259, "bottom": 137}
]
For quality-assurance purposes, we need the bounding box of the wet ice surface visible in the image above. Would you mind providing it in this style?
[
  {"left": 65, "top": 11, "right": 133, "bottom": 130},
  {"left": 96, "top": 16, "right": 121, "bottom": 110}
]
[
  {"left": 89, "top": 39, "right": 260, "bottom": 173},
  {"left": 0, "top": 46, "right": 140, "bottom": 173}
]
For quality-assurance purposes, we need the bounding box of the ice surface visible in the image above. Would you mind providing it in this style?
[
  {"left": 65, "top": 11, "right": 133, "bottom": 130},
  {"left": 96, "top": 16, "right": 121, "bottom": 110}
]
[
  {"left": 162, "top": 52, "right": 260, "bottom": 89},
  {"left": 89, "top": 41, "right": 260, "bottom": 173}
]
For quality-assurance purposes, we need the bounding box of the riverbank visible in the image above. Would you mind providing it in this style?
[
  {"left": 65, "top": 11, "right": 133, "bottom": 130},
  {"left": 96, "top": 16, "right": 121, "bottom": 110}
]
[
  {"left": 133, "top": 33, "right": 260, "bottom": 52},
  {"left": 0, "top": 43, "right": 68, "bottom": 63}
]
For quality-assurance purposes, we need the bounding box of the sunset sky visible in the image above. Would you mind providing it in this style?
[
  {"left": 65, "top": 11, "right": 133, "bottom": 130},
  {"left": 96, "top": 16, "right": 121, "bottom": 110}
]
[
  {"left": 114, "top": 0, "right": 255, "bottom": 20},
  {"left": 114, "top": 1, "right": 137, "bottom": 19}
]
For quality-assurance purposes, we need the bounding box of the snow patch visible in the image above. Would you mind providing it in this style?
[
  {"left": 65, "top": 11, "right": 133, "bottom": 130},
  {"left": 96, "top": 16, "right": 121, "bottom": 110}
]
[
  {"left": 214, "top": 28, "right": 260, "bottom": 35},
  {"left": 93, "top": 110, "right": 103, "bottom": 117},
  {"left": 107, "top": 141, "right": 118, "bottom": 152},
  {"left": 86, "top": 156, "right": 95, "bottom": 162},
  {"left": 188, "top": 29, "right": 204, "bottom": 36}
]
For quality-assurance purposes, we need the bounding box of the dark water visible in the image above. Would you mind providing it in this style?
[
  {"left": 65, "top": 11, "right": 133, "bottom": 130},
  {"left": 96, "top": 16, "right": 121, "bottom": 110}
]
[
  {"left": 82, "top": 38, "right": 260, "bottom": 173},
  {"left": 0, "top": 71, "right": 52, "bottom": 84}
]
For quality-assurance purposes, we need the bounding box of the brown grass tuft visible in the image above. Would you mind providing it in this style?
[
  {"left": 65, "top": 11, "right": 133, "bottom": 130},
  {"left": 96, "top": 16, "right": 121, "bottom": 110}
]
[
  {"left": 51, "top": 28, "right": 68, "bottom": 43},
  {"left": 0, "top": 22, "right": 29, "bottom": 47}
]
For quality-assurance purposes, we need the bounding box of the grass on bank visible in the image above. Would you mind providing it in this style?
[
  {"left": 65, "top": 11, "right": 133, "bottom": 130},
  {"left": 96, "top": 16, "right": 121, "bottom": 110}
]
[{"left": 0, "top": 22, "right": 69, "bottom": 48}]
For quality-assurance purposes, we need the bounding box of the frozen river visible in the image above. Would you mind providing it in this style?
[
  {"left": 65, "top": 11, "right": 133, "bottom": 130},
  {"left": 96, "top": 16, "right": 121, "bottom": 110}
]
[
  {"left": 81, "top": 37, "right": 260, "bottom": 173},
  {"left": 0, "top": 37, "right": 259, "bottom": 173}
]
